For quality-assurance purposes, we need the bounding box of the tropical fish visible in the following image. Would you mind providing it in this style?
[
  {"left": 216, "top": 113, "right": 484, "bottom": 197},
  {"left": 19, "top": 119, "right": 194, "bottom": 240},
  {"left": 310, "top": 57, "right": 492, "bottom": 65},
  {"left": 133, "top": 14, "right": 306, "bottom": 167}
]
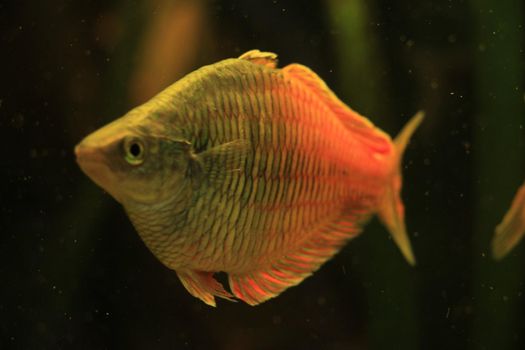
[
  {"left": 492, "top": 182, "right": 525, "bottom": 259},
  {"left": 75, "top": 50, "right": 423, "bottom": 306}
]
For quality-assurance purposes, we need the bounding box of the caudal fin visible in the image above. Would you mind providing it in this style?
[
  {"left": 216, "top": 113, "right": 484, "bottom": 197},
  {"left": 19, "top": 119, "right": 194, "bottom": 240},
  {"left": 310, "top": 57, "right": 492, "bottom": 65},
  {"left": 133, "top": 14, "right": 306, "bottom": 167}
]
[
  {"left": 378, "top": 111, "right": 424, "bottom": 266},
  {"left": 492, "top": 183, "right": 525, "bottom": 259}
]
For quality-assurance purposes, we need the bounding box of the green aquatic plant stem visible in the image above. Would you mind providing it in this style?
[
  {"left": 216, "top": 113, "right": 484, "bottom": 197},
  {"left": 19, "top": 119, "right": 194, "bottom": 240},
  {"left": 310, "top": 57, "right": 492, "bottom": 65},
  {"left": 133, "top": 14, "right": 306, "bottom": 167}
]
[
  {"left": 470, "top": 1, "right": 525, "bottom": 349},
  {"left": 327, "top": 0, "right": 388, "bottom": 122},
  {"left": 41, "top": 1, "right": 148, "bottom": 343},
  {"left": 327, "top": 1, "right": 418, "bottom": 349}
]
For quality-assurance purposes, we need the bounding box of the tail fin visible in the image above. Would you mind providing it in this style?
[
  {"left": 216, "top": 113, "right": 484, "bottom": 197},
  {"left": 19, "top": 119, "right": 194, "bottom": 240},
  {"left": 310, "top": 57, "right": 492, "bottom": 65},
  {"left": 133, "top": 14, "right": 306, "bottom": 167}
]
[
  {"left": 492, "top": 183, "right": 525, "bottom": 259},
  {"left": 378, "top": 111, "right": 424, "bottom": 266}
]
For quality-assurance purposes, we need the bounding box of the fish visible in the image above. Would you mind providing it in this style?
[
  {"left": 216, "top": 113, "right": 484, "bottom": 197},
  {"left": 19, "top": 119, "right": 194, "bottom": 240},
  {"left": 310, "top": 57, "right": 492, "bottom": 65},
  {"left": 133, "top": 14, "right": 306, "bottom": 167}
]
[
  {"left": 75, "top": 50, "right": 424, "bottom": 306},
  {"left": 492, "top": 182, "right": 525, "bottom": 259}
]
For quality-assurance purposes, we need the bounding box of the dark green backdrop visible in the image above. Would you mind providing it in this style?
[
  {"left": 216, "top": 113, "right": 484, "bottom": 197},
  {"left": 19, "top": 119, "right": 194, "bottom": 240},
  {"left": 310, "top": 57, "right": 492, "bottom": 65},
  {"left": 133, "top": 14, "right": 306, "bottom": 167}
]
[{"left": 1, "top": 0, "right": 524, "bottom": 349}]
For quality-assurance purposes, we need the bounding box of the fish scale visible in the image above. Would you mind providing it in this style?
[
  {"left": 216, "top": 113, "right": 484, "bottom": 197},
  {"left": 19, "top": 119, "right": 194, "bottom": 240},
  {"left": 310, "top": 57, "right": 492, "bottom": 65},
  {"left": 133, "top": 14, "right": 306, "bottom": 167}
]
[{"left": 75, "top": 50, "right": 423, "bottom": 306}]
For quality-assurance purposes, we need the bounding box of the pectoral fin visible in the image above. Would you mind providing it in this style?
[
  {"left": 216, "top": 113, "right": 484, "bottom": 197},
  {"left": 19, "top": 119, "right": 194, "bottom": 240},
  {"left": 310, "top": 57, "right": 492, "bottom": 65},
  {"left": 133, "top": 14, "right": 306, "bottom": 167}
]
[{"left": 193, "top": 139, "right": 251, "bottom": 184}]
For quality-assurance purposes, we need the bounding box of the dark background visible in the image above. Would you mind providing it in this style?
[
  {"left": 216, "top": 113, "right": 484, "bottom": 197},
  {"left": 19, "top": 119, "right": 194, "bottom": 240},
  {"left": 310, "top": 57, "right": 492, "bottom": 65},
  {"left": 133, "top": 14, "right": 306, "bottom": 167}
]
[{"left": 1, "top": 0, "right": 525, "bottom": 349}]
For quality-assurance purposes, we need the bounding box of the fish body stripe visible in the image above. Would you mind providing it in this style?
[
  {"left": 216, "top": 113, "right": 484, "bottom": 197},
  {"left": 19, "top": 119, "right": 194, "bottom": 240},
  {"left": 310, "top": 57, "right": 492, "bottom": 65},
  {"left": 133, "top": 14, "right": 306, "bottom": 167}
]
[
  {"left": 134, "top": 62, "right": 392, "bottom": 272},
  {"left": 75, "top": 54, "right": 419, "bottom": 307}
]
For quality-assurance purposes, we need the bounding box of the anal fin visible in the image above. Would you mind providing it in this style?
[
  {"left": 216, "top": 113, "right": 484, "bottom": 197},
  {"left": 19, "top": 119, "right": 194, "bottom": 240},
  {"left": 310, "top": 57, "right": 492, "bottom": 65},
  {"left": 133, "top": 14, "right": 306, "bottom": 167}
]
[
  {"left": 177, "top": 270, "right": 235, "bottom": 307},
  {"left": 228, "top": 214, "right": 364, "bottom": 305}
]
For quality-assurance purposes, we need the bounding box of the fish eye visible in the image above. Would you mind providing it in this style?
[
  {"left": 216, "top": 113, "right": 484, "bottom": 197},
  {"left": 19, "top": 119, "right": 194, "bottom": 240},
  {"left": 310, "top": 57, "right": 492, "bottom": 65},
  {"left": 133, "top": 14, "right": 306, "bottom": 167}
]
[{"left": 123, "top": 137, "right": 145, "bottom": 165}]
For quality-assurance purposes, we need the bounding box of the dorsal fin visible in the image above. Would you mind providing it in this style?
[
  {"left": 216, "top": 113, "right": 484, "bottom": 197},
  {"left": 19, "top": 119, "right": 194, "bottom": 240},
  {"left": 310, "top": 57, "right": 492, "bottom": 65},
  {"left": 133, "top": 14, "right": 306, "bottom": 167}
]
[
  {"left": 239, "top": 50, "right": 278, "bottom": 68},
  {"left": 283, "top": 63, "right": 391, "bottom": 154}
]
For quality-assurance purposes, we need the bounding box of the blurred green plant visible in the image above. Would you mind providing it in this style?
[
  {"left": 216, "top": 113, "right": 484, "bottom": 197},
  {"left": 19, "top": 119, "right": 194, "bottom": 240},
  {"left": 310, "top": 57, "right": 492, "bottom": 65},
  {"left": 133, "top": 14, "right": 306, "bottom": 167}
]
[
  {"left": 327, "top": 1, "right": 419, "bottom": 349},
  {"left": 471, "top": 1, "right": 525, "bottom": 349}
]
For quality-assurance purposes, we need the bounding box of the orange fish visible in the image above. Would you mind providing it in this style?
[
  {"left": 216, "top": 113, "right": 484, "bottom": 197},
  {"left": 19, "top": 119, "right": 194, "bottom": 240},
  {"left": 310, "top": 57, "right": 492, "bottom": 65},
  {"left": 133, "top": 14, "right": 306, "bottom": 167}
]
[
  {"left": 492, "top": 182, "right": 525, "bottom": 259},
  {"left": 75, "top": 50, "right": 423, "bottom": 306}
]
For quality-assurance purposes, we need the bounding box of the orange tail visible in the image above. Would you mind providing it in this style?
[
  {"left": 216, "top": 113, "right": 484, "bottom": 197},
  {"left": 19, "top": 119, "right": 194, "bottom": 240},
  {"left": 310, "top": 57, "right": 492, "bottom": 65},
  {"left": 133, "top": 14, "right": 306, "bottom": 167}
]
[
  {"left": 492, "top": 182, "right": 525, "bottom": 259},
  {"left": 378, "top": 111, "right": 424, "bottom": 266}
]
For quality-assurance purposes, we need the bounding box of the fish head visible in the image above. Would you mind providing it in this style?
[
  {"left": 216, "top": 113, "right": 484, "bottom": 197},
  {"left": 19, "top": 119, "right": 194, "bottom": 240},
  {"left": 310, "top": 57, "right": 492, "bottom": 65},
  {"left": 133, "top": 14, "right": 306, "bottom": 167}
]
[{"left": 75, "top": 112, "right": 191, "bottom": 206}]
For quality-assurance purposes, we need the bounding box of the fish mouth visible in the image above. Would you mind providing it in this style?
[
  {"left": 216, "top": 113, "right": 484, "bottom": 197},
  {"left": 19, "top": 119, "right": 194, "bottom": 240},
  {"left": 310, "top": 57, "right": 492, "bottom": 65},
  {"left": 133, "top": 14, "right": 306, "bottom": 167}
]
[
  {"left": 75, "top": 142, "right": 118, "bottom": 194},
  {"left": 75, "top": 143, "right": 107, "bottom": 171}
]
